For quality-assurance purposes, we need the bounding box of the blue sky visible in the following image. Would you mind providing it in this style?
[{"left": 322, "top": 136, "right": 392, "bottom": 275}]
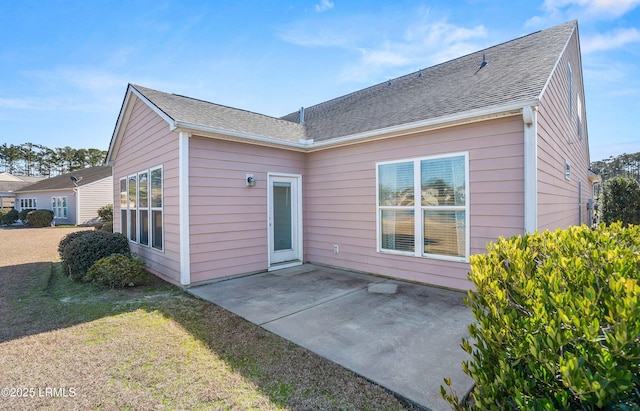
[{"left": 1, "top": 0, "right": 638, "bottom": 162}]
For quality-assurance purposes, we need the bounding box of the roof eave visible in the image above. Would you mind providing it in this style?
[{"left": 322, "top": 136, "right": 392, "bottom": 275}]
[
  {"left": 308, "top": 99, "right": 540, "bottom": 151},
  {"left": 174, "top": 120, "right": 310, "bottom": 152}
]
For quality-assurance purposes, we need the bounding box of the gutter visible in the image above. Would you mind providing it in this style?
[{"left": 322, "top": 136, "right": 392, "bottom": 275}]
[{"left": 173, "top": 99, "right": 539, "bottom": 152}]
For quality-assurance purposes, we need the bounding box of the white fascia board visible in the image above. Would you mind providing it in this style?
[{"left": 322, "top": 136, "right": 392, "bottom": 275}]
[
  {"left": 310, "top": 99, "right": 539, "bottom": 150},
  {"left": 129, "top": 86, "right": 177, "bottom": 130},
  {"left": 174, "top": 99, "right": 539, "bottom": 152}
]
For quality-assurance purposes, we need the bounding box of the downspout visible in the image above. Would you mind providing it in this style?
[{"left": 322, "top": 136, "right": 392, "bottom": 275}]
[
  {"left": 179, "top": 132, "right": 191, "bottom": 285},
  {"left": 523, "top": 106, "right": 538, "bottom": 233},
  {"left": 73, "top": 187, "right": 79, "bottom": 225}
]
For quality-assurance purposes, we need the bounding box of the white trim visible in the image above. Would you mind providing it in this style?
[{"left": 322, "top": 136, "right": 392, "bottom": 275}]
[
  {"left": 179, "top": 132, "right": 191, "bottom": 286},
  {"left": 267, "top": 172, "right": 303, "bottom": 269},
  {"left": 170, "top": 100, "right": 537, "bottom": 153},
  {"left": 376, "top": 152, "right": 469, "bottom": 262},
  {"left": 523, "top": 106, "right": 538, "bottom": 233}
]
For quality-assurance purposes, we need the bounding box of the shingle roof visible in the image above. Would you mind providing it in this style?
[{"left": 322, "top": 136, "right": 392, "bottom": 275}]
[
  {"left": 128, "top": 21, "right": 576, "bottom": 145},
  {"left": 16, "top": 166, "right": 112, "bottom": 193},
  {"left": 130, "top": 85, "right": 306, "bottom": 143},
  {"left": 281, "top": 20, "right": 576, "bottom": 141}
]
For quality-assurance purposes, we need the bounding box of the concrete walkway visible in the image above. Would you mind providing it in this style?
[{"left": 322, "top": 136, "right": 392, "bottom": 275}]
[{"left": 188, "top": 264, "right": 474, "bottom": 410}]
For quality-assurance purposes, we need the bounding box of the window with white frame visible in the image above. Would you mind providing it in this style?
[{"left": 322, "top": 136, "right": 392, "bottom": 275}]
[
  {"left": 120, "top": 166, "right": 163, "bottom": 250},
  {"left": 577, "top": 94, "right": 583, "bottom": 140},
  {"left": 377, "top": 153, "right": 468, "bottom": 260},
  {"left": 568, "top": 63, "right": 573, "bottom": 119},
  {"left": 52, "top": 196, "right": 67, "bottom": 219},
  {"left": 20, "top": 198, "right": 37, "bottom": 209}
]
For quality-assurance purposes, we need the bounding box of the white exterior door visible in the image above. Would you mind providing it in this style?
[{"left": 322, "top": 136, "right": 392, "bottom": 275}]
[{"left": 268, "top": 173, "right": 302, "bottom": 268}]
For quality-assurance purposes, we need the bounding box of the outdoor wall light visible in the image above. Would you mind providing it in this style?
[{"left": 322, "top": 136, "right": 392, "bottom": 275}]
[{"left": 246, "top": 174, "right": 256, "bottom": 187}]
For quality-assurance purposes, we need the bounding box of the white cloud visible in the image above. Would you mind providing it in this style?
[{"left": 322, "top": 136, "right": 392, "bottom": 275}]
[
  {"left": 278, "top": 8, "right": 488, "bottom": 84},
  {"left": 315, "top": 0, "right": 334, "bottom": 13},
  {"left": 526, "top": 0, "right": 640, "bottom": 27},
  {"left": 582, "top": 27, "right": 640, "bottom": 53}
]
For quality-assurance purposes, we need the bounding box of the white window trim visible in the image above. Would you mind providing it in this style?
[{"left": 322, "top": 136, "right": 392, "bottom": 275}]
[
  {"left": 150, "top": 165, "right": 164, "bottom": 252},
  {"left": 120, "top": 166, "right": 163, "bottom": 252},
  {"left": 565, "top": 160, "right": 571, "bottom": 180},
  {"left": 376, "top": 152, "right": 470, "bottom": 263},
  {"left": 52, "top": 196, "right": 68, "bottom": 219}
]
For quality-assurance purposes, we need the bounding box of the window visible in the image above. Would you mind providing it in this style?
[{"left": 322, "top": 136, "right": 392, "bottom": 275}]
[
  {"left": 577, "top": 94, "right": 583, "bottom": 140},
  {"left": 568, "top": 63, "right": 573, "bottom": 119},
  {"left": 52, "top": 196, "right": 67, "bottom": 219},
  {"left": 20, "top": 198, "right": 37, "bottom": 209},
  {"left": 565, "top": 160, "right": 571, "bottom": 180},
  {"left": 120, "top": 166, "right": 163, "bottom": 250},
  {"left": 377, "top": 153, "right": 468, "bottom": 261}
]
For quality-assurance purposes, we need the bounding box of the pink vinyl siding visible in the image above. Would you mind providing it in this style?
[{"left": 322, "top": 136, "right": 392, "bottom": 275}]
[
  {"left": 112, "top": 97, "right": 181, "bottom": 284},
  {"left": 537, "top": 29, "right": 592, "bottom": 230},
  {"left": 305, "top": 117, "right": 525, "bottom": 290},
  {"left": 188, "top": 136, "right": 305, "bottom": 283}
]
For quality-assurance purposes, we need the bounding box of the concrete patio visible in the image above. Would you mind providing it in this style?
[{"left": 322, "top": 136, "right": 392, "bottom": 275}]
[{"left": 188, "top": 264, "right": 474, "bottom": 410}]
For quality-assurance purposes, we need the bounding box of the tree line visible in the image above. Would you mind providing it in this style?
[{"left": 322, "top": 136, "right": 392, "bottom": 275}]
[
  {"left": 0, "top": 143, "right": 107, "bottom": 177},
  {"left": 591, "top": 151, "right": 640, "bottom": 182}
]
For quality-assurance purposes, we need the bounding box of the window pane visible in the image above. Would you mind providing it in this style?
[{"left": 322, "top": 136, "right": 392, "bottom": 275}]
[
  {"left": 424, "top": 210, "right": 465, "bottom": 257},
  {"left": 381, "top": 209, "right": 415, "bottom": 252},
  {"left": 273, "top": 182, "right": 292, "bottom": 251},
  {"left": 421, "top": 156, "right": 465, "bottom": 206},
  {"left": 120, "top": 179, "right": 127, "bottom": 208},
  {"left": 139, "top": 210, "right": 149, "bottom": 245},
  {"left": 128, "top": 176, "right": 137, "bottom": 208},
  {"left": 379, "top": 162, "right": 414, "bottom": 206},
  {"left": 151, "top": 168, "right": 162, "bottom": 208},
  {"left": 152, "top": 210, "right": 163, "bottom": 250},
  {"left": 121, "top": 209, "right": 127, "bottom": 236},
  {"left": 129, "top": 210, "right": 137, "bottom": 241},
  {"left": 139, "top": 172, "right": 148, "bottom": 208}
]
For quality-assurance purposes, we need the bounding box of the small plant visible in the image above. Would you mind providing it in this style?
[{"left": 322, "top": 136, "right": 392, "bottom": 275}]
[
  {"left": 84, "top": 254, "right": 150, "bottom": 289},
  {"left": 26, "top": 209, "right": 54, "bottom": 227},
  {"left": 60, "top": 230, "right": 131, "bottom": 281},
  {"left": 444, "top": 223, "right": 640, "bottom": 409},
  {"left": 97, "top": 204, "right": 113, "bottom": 223}
]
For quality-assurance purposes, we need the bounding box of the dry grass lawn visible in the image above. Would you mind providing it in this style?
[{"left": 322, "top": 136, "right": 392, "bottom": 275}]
[{"left": 0, "top": 226, "right": 417, "bottom": 410}]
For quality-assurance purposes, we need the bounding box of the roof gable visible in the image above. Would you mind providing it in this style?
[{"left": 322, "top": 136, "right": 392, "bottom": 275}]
[{"left": 15, "top": 166, "right": 112, "bottom": 193}]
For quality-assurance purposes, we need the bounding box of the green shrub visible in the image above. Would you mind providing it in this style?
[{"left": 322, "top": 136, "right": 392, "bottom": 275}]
[
  {"left": 19, "top": 208, "right": 35, "bottom": 223},
  {"left": 97, "top": 204, "right": 113, "bottom": 223},
  {"left": 443, "top": 223, "right": 640, "bottom": 410},
  {"left": 61, "top": 231, "right": 131, "bottom": 281},
  {"left": 84, "top": 254, "right": 150, "bottom": 289},
  {"left": 58, "top": 230, "right": 94, "bottom": 257},
  {"left": 26, "top": 209, "right": 54, "bottom": 227},
  {"left": 602, "top": 176, "right": 640, "bottom": 227},
  {"left": 1, "top": 208, "right": 18, "bottom": 225}
]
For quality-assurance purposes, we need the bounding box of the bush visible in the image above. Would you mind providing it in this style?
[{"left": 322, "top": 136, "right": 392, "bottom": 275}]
[
  {"left": 26, "top": 209, "right": 54, "bottom": 227},
  {"left": 1, "top": 208, "right": 19, "bottom": 225},
  {"left": 19, "top": 208, "right": 35, "bottom": 223},
  {"left": 443, "top": 223, "right": 640, "bottom": 410},
  {"left": 60, "top": 230, "right": 131, "bottom": 281},
  {"left": 84, "top": 254, "right": 150, "bottom": 289},
  {"left": 602, "top": 176, "right": 640, "bottom": 227},
  {"left": 97, "top": 204, "right": 113, "bottom": 223},
  {"left": 58, "top": 230, "right": 94, "bottom": 256}
]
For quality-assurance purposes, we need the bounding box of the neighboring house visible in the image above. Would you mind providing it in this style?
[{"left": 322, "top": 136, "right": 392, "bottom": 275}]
[
  {"left": 0, "top": 173, "right": 44, "bottom": 208},
  {"left": 106, "top": 21, "right": 598, "bottom": 290},
  {"left": 15, "top": 166, "right": 113, "bottom": 226}
]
